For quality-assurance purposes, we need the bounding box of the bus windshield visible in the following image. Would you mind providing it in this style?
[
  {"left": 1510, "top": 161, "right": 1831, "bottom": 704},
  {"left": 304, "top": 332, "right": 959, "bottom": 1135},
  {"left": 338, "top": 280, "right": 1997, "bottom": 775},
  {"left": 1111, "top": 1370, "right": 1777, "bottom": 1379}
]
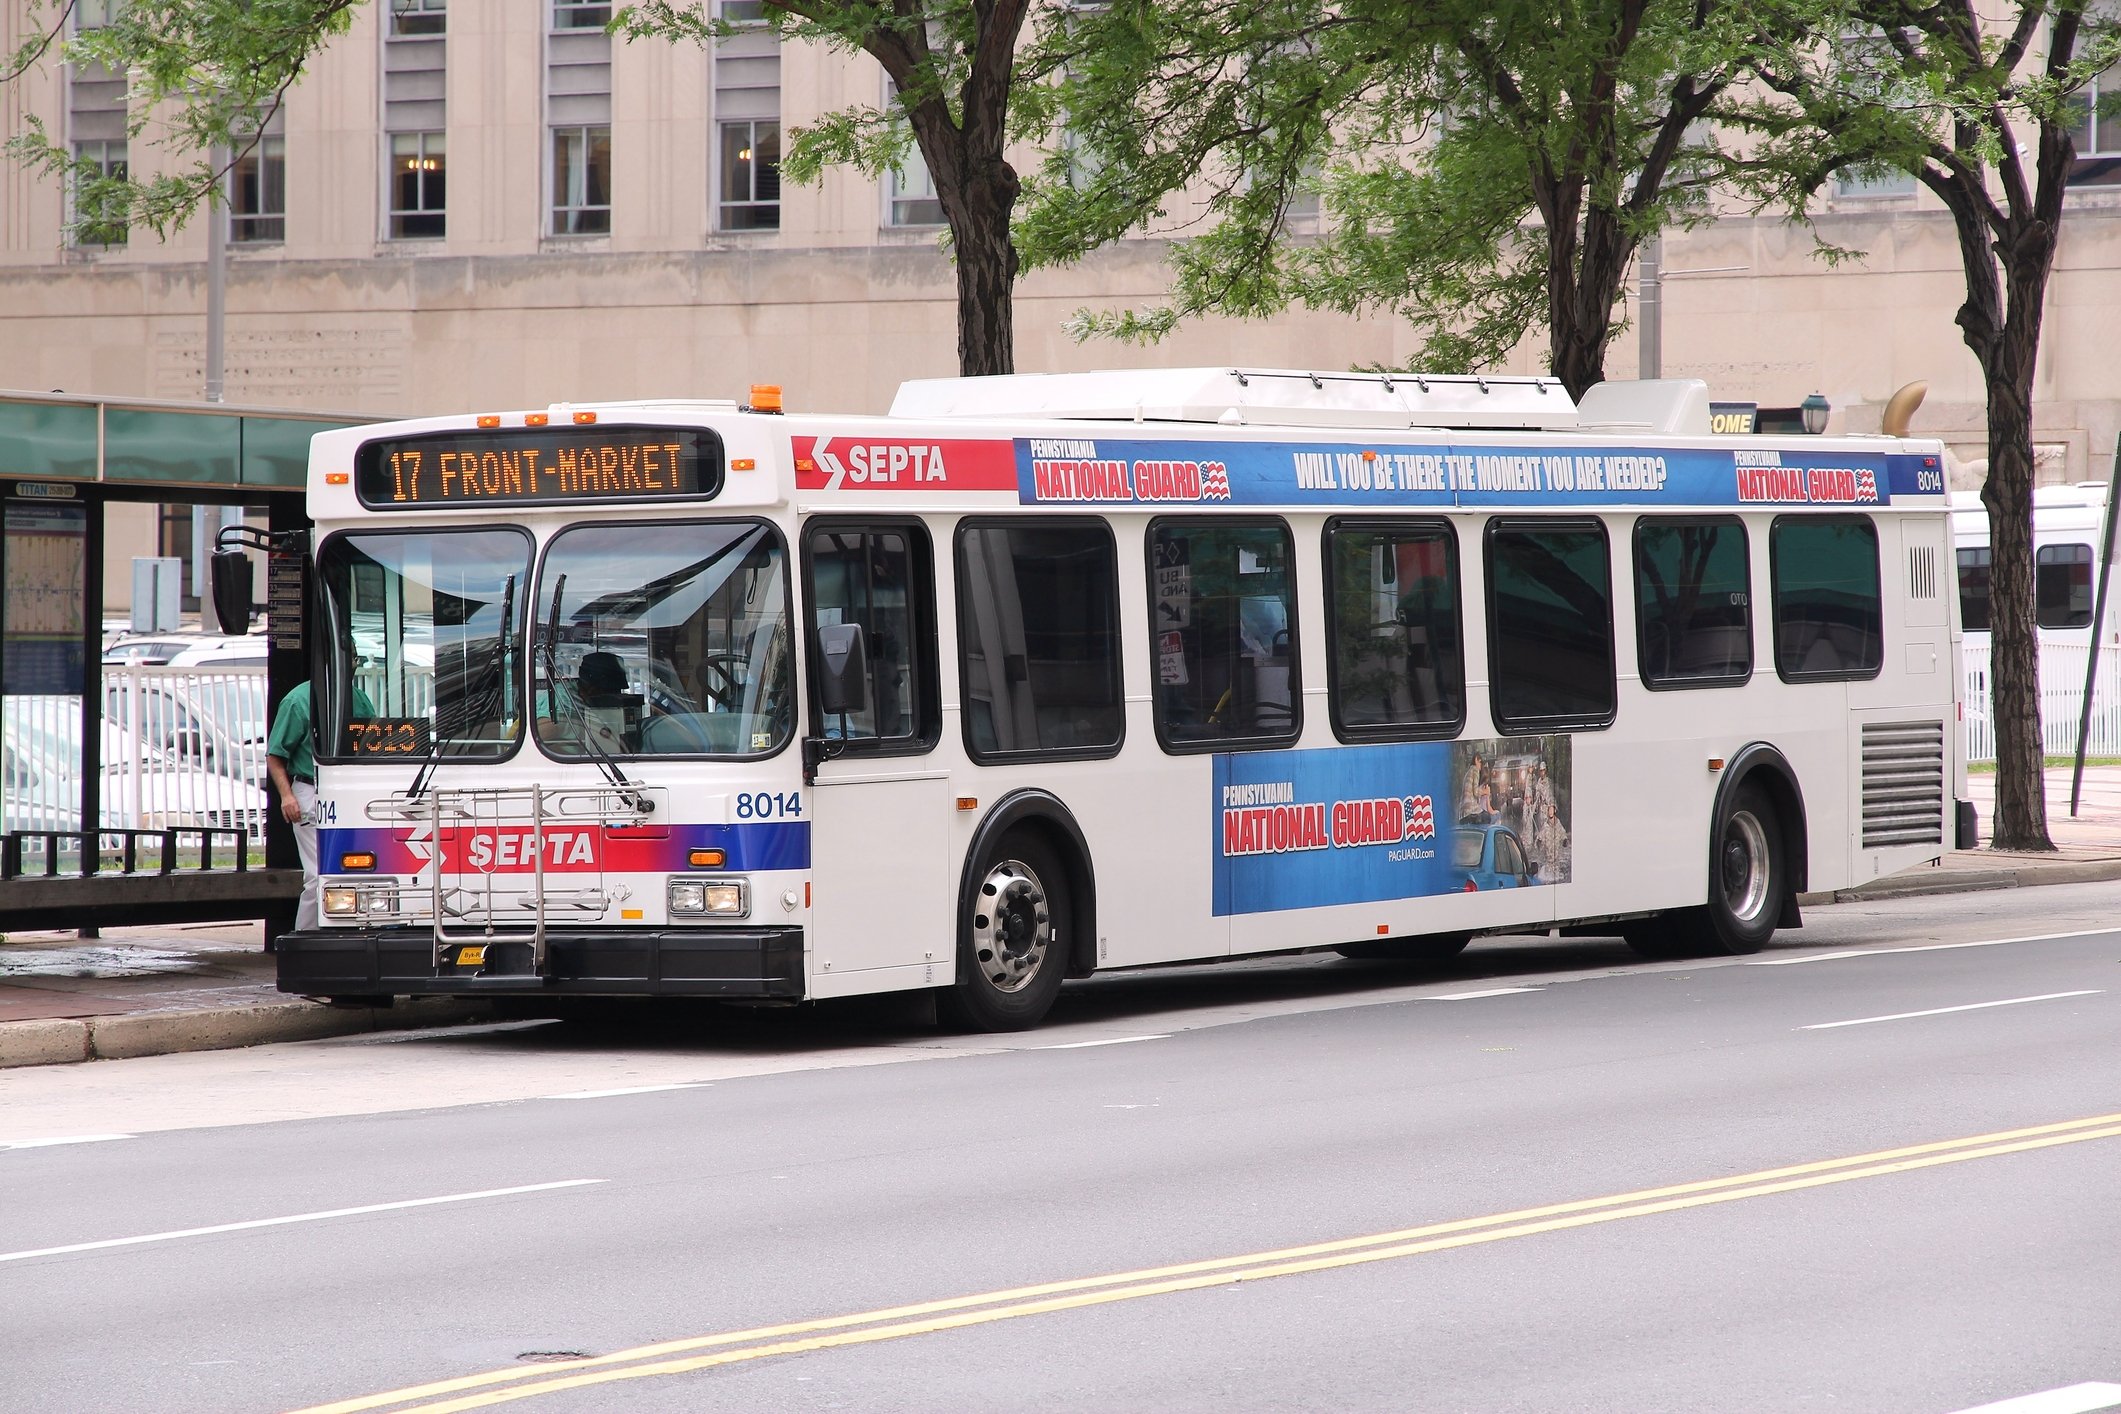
[
  {"left": 318, "top": 528, "right": 532, "bottom": 761},
  {"left": 533, "top": 520, "right": 792, "bottom": 759}
]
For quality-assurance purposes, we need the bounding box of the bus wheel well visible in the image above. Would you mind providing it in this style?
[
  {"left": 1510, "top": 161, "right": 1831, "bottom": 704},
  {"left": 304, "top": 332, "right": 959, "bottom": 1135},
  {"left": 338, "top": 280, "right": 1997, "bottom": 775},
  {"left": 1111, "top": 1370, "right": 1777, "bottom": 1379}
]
[
  {"left": 1726, "top": 746, "right": 1807, "bottom": 926},
  {"left": 962, "top": 791, "right": 1098, "bottom": 980}
]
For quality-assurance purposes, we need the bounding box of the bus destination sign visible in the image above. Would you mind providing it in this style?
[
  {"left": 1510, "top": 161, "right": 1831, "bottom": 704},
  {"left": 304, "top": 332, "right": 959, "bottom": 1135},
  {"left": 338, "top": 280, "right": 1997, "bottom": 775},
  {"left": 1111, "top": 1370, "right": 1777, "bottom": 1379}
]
[{"left": 353, "top": 427, "right": 721, "bottom": 509}]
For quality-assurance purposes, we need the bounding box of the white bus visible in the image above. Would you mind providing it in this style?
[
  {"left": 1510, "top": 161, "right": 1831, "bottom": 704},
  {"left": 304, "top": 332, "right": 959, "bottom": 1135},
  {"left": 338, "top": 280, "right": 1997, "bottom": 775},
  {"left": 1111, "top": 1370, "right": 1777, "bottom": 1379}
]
[{"left": 255, "top": 368, "right": 1968, "bottom": 1030}]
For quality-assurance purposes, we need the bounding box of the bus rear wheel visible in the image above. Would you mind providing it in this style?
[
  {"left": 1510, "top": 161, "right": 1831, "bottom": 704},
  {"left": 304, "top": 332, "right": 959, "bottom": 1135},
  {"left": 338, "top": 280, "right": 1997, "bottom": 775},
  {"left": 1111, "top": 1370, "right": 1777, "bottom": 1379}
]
[
  {"left": 1624, "top": 782, "right": 1785, "bottom": 959},
  {"left": 939, "top": 831, "right": 1069, "bottom": 1032},
  {"left": 1334, "top": 933, "right": 1472, "bottom": 963}
]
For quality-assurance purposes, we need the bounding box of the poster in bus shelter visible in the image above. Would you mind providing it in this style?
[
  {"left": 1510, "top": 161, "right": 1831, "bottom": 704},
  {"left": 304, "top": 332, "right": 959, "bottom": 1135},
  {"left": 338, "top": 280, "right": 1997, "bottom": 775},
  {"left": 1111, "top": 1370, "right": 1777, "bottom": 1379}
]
[
  {"left": 1212, "top": 735, "right": 1572, "bottom": 916},
  {"left": 3, "top": 499, "right": 86, "bottom": 695}
]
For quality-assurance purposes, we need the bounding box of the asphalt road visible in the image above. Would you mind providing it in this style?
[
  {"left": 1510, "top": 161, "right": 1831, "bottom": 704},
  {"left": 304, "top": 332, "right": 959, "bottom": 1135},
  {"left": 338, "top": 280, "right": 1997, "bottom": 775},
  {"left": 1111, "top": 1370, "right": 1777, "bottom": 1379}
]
[{"left": 5, "top": 886, "right": 2121, "bottom": 1414}]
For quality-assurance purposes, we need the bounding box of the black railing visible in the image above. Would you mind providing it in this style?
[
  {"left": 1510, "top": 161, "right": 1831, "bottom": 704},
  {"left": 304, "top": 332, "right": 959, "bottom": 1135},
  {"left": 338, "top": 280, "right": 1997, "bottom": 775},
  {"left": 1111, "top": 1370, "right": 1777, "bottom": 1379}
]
[{"left": 1, "top": 827, "right": 253, "bottom": 881}]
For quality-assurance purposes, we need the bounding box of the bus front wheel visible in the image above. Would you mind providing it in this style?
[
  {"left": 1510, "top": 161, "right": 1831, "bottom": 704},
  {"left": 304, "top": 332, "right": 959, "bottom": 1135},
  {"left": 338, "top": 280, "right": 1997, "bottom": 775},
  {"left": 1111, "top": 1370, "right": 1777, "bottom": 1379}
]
[
  {"left": 1626, "top": 782, "right": 1784, "bottom": 959},
  {"left": 940, "top": 831, "right": 1069, "bottom": 1031}
]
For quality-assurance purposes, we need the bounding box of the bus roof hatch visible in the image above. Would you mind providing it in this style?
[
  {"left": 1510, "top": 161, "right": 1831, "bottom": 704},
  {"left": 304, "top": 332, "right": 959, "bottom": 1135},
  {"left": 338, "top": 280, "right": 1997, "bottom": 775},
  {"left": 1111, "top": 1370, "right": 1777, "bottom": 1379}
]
[{"left": 890, "top": 367, "right": 1581, "bottom": 432}]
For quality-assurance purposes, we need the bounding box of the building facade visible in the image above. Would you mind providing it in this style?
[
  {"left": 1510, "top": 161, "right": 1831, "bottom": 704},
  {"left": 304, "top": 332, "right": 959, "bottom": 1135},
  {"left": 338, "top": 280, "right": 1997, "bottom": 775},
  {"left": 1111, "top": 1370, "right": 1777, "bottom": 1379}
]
[{"left": 2, "top": 0, "right": 2119, "bottom": 488}]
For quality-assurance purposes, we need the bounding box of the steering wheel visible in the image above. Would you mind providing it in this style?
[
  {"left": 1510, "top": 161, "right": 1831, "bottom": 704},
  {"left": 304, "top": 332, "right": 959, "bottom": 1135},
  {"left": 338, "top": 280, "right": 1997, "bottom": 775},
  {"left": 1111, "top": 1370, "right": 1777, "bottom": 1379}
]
[{"left": 695, "top": 652, "right": 748, "bottom": 709}]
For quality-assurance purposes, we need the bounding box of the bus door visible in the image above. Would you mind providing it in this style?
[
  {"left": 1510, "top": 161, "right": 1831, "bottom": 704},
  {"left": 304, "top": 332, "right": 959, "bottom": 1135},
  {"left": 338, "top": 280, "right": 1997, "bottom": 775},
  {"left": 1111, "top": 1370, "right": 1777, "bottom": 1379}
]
[{"left": 800, "top": 520, "right": 955, "bottom": 996}]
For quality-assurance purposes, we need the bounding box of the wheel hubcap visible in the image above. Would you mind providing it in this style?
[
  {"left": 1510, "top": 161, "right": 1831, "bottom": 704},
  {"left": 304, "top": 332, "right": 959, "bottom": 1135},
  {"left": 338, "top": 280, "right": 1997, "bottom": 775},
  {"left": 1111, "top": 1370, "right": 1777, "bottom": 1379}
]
[
  {"left": 970, "top": 859, "right": 1051, "bottom": 993},
  {"left": 1720, "top": 811, "right": 1771, "bottom": 924}
]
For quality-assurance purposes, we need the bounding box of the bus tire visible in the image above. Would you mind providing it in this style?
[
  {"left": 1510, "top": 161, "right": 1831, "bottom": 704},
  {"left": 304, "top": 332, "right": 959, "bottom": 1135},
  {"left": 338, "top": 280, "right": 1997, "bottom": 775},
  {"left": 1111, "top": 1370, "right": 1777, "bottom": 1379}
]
[
  {"left": 1628, "top": 783, "right": 1784, "bottom": 958},
  {"left": 1335, "top": 933, "right": 1472, "bottom": 963},
  {"left": 939, "top": 831, "right": 1069, "bottom": 1032}
]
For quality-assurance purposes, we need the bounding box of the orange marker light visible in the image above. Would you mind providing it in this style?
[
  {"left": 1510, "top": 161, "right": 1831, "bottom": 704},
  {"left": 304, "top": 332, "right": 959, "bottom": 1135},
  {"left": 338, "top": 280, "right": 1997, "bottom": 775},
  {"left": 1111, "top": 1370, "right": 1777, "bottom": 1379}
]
[
  {"left": 748, "top": 384, "right": 784, "bottom": 413},
  {"left": 956, "top": 797, "right": 979, "bottom": 811},
  {"left": 325, "top": 472, "right": 350, "bottom": 485},
  {"left": 689, "top": 848, "right": 727, "bottom": 868},
  {"left": 526, "top": 412, "right": 550, "bottom": 427},
  {"left": 1362, "top": 449, "right": 1378, "bottom": 461},
  {"left": 572, "top": 411, "right": 598, "bottom": 426},
  {"left": 476, "top": 414, "right": 501, "bottom": 429},
  {"left": 340, "top": 851, "right": 376, "bottom": 871},
  {"left": 730, "top": 458, "right": 756, "bottom": 471}
]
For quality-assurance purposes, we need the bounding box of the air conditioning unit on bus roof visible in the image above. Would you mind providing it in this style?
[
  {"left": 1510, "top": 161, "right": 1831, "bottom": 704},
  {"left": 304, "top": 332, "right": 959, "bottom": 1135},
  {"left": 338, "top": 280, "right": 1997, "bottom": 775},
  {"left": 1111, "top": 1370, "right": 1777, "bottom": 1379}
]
[{"left": 891, "top": 367, "right": 1594, "bottom": 432}]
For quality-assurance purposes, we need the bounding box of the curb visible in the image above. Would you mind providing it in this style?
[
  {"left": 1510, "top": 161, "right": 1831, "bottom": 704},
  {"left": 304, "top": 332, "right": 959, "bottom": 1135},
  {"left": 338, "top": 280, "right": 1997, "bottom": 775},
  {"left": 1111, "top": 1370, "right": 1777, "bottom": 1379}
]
[
  {"left": 0, "top": 997, "right": 494, "bottom": 1071},
  {"left": 1805, "top": 856, "right": 2121, "bottom": 905}
]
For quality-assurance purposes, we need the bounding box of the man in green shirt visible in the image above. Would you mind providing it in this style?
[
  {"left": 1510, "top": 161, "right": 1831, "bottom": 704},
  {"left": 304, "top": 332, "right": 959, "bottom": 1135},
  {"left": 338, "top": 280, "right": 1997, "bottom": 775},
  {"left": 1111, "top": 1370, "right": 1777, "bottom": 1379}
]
[{"left": 266, "top": 681, "right": 320, "bottom": 931}]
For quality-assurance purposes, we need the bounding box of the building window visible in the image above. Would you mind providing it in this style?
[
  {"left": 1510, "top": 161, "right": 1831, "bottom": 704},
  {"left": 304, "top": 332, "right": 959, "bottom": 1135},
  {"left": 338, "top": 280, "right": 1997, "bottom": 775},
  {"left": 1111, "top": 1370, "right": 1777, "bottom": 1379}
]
[
  {"left": 1485, "top": 518, "right": 1616, "bottom": 731},
  {"left": 1149, "top": 520, "right": 1300, "bottom": 750},
  {"left": 389, "top": 132, "right": 446, "bottom": 238},
  {"left": 1770, "top": 516, "right": 1882, "bottom": 680},
  {"left": 1324, "top": 520, "right": 1463, "bottom": 739},
  {"left": 956, "top": 520, "right": 1124, "bottom": 759},
  {"left": 888, "top": 148, "right": 943, "bottom": 226},
  {"left": 1832, "top": 167, "right": 1916, "bottom": 199},
  {"left": 2067, "top": 63, "right": 2121, "bottom": 186},
  {"left": 228, "top": 134, "right": 286, "bottom": 243},
  {"left": 1634, "top": 516, "right": 1752, "bottom": 686},
  {"left": 391, "top": 0, "right": 447, "bottom": 36},
  {"left": 718, "top": 0, "right": 769, "bottom": 21},
  {"left": 553, "top": 1, "right": 611, "bottom": 28},
  {"left": 71, "top": 139, "right": 128, "bottom": 246},
  {"left": 552, "top": 125, "right": 611, "bottom": 234},
  {"left": 719, "top": 119, "right": 780, "bottom": 230}
]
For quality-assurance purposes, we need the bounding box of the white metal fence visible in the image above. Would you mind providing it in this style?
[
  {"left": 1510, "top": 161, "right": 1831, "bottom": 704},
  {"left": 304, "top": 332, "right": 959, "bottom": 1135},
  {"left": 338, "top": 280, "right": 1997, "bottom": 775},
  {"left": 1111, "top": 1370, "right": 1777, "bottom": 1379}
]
[
  {"left": 2, "top": 665, "right": 271, "bottom": 861},
  {"left": 1962, "top": 638, "right": 2121, "bottom": 763}
]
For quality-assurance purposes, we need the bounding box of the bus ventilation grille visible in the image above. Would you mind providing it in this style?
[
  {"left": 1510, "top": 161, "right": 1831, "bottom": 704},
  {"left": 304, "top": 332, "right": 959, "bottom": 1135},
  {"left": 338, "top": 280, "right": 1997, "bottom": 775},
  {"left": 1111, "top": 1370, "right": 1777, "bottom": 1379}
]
[
  {"left": 1907, "top": 544, "right": 1939, "bottom": 600},
  {"left": 1861, "top": 720, "right": 1946, "bottom": 847}
]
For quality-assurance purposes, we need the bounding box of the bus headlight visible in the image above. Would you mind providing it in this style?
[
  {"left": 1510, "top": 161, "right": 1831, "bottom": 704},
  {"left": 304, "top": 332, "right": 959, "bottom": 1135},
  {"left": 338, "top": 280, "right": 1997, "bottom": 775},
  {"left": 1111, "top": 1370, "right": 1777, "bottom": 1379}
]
[
  {"left": 323, "top": 886, "right": 360, "bottom": 917},
  {"left": 670, "top": 878, "right": 748, "bottom": 918}
]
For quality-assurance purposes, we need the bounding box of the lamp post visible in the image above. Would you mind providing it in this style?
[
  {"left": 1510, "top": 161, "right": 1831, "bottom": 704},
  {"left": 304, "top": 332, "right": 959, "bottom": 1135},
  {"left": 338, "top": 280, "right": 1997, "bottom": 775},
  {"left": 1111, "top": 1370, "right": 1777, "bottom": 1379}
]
[{"left": 1800, "top": 392, "right": 1831, "bottom": 434}]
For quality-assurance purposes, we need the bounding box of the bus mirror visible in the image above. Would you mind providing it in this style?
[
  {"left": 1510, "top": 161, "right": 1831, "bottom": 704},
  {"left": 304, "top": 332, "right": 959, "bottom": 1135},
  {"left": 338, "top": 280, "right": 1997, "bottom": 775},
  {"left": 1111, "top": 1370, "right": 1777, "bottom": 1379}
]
[
  {"left": 210, "top": 550, "right": 255, "bottom": 635},
  {"left": 816, "top": 622, "right": 870, "bottom": 716}
]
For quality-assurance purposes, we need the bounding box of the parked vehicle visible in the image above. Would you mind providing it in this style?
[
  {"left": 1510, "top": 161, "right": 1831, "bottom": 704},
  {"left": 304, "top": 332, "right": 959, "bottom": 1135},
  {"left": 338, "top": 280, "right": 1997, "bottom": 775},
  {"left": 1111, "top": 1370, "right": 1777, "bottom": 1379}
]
[
  {"left": 167, "top": 635, "right": 269, "bottom": 666},
  {"left": 103, "top": 670, "right": 268, "bottom": 783},
  {"left": 1452, "top": 823, "right": 1538, "bottom": 892},
  {"left": 2, "top": 695, "right": 268, "bottom": 841},
  {"left": 102, "top": 634, "right": 203, "bottom": 666}
]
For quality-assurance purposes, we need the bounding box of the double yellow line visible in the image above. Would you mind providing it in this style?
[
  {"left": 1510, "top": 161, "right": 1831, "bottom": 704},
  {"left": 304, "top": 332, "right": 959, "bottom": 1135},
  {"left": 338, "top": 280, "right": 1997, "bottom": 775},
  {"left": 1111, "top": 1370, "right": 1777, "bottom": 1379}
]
[{"left": 296, "top": 1109, "right": 2121, "bottom": 1414}]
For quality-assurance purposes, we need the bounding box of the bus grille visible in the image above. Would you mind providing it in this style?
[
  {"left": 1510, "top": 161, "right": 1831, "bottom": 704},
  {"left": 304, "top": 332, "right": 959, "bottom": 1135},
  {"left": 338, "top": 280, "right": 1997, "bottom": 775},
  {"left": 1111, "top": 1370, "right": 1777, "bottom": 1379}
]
[{"left": 1861, "top": 720, "right": 1945, "bottom": 847}]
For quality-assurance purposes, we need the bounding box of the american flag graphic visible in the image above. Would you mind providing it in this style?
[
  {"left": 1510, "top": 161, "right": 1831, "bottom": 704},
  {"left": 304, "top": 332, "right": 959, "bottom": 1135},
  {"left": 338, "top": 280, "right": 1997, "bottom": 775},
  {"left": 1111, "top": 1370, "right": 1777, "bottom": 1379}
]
[
  {"left": 1856, "top": 469, "right": 1877, "bottom": 501},
  {"left": 1402, "top": 795, "right": 1435, "bottom": 840},
  {"left": 1201, "top": 461, "right": 1232, "bottom": 499}
]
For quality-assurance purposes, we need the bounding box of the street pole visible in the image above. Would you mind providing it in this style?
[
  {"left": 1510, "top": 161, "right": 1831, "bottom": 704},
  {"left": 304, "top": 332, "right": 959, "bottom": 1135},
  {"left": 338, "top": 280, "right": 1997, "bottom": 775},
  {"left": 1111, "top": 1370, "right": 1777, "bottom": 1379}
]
[
  {"left": 2069, "top": 433, "right": 2121, "bottom": 816},
  {"left": 1638, "top": 233, "right": 1662, "bottom": 380}
]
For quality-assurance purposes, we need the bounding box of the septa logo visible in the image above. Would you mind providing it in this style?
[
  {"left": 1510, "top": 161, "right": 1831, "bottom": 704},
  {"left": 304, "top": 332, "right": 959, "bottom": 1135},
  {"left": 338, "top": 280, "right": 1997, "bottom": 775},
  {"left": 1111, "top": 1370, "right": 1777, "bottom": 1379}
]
[
  {"left": 792, "top": 436, "right": 1016, "bottom": 492},
  {"left": 440, "top": 826, "right": 603, "bottom": 873}
]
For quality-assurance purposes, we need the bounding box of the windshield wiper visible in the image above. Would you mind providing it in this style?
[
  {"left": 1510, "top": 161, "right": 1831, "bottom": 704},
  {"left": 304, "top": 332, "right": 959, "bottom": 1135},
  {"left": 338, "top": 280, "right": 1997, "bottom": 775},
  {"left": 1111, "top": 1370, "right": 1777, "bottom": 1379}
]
[{"left": 541, "top": 574, "right": 647, "bottom": 811}]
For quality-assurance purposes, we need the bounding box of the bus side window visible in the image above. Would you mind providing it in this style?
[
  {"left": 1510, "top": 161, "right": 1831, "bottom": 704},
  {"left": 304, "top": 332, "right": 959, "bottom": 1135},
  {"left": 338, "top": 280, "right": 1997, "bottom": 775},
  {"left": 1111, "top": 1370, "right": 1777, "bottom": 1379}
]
[
  {"left": 1485, "top": 518, "right": 1617, "bottom": 731},
  {"left": 1633, "top": 515, "right": 1751, "bottom": 688},
  {"left": 956, "top": 519, "right": 1124, "bottom": 760},
  {"left": 1323, "top": 519, "right": 1464, "bottom": 739},
  {"left": 804, "top": 522, "right": 938, "bottom": 752},
  {"left": 2037, "top": 543, "right": 2095, "bottom": 628},
  {"left": 1148, "top": 519, "right": 1300, "bottom": 750},
  {"left": 1957, "top": 546, "right": 1992, "bottom": 631},
  {"left": 1771, "top": 516, "right": 1883, "bottom": 681}
]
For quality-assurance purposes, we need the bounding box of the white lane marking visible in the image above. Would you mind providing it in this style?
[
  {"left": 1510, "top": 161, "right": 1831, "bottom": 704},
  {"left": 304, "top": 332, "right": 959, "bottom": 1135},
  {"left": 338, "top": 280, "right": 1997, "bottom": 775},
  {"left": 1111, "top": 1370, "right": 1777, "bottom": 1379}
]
[
  {"left": 0, "top": 1179, "right": 607, "bottom": 1265},
  {"left": 0, "top": 1135, "right": 134, "bottom": 1152},
  {"left": 1752, "top": 928, "right": 2114, "bottom": 966},
  {"left": 1948, "top": 1382, "right": 2121, "bottom": 1414},
  {"left": 545, "top": 1083, "right": 710, "bottom": 1100},
  {"left": 1423, "top": 988, "right": 1541, "bottom": 1001},
  {"left": 1803, "top": 991, "right": 2104, "bottom": 1031},
  {"left": 1037, "top": 1034, "right": 1171, "bottom": 1050}
]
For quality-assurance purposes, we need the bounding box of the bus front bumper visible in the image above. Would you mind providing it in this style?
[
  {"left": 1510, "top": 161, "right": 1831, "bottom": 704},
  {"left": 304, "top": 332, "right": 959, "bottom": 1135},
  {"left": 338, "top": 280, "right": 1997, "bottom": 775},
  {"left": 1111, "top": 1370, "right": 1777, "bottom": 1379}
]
[{"left": 273, "top": 926, "right": 806, "bottom": 999}]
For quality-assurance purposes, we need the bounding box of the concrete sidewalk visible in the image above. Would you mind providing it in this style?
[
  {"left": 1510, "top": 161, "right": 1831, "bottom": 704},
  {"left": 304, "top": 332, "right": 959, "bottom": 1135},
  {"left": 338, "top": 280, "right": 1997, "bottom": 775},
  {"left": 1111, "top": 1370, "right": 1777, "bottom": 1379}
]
[{"left": 4, "top": 766, "right": 2119, "bottom": 1071}]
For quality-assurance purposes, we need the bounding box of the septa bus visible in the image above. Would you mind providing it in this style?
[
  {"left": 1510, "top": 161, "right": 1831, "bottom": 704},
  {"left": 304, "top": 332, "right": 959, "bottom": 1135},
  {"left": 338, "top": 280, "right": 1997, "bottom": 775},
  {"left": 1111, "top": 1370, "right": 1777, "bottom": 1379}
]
[{"left": 259, "top": 367, "right": 1971, "bottom": 1030}]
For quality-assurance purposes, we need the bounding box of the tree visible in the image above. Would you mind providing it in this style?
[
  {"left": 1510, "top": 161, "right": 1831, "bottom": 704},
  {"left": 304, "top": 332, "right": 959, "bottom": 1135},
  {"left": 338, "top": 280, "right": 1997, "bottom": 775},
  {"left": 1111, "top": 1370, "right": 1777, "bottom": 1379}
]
[
  {"left": 1753, "top": 2, "right": 2121, "bottom": 851},
  {"left": 5, "top": 0, "right": 358, "bottom": 241},
  {"left": 619, "top": 0, "right": 1060, "bottom": 377},
  {"left": 1024, "top": 0, "right": 1829, "bottom": 399}
]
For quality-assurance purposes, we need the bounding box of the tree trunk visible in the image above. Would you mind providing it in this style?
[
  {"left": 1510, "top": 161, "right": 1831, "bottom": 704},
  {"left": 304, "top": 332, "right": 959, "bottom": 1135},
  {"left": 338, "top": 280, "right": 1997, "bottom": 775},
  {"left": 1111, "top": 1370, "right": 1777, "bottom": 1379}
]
[
  {"left": 948, "top": 162, "right": 1020, "bottom": 378},
  {"left": 1979, "top": 314, "right": 2056, "bottom": 851}
]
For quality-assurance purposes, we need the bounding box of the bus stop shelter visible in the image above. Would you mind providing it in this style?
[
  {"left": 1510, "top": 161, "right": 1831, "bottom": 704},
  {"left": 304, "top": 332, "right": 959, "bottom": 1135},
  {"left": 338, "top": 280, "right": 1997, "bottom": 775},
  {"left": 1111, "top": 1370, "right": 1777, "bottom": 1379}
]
[{"left": 1, "top": 390, "right": 367, "bottom": 935}]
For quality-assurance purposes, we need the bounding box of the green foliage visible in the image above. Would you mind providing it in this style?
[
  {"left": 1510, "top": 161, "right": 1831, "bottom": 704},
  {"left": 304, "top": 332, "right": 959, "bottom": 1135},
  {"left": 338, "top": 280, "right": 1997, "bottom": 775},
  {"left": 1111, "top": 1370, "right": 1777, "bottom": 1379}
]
[
  {"left": 1023, "top": 0, "right": 1861, "bottom": 388},
  {"left": 5, "top": 0, "right": 359, "bottom": 242}
]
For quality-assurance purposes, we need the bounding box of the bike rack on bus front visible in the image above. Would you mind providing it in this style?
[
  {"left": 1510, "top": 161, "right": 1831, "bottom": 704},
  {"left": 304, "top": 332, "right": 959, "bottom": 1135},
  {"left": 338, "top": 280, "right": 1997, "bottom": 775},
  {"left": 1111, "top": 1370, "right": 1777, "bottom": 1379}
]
[{"left": 367, "top": 783, "right": 651, "bottom": 976}]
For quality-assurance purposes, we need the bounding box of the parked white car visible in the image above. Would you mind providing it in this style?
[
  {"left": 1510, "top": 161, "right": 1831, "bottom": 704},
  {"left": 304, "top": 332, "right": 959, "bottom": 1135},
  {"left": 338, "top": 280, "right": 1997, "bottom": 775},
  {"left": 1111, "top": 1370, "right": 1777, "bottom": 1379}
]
[{"left": 2, "top": 695, "right": 269, "bottom": 843}]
